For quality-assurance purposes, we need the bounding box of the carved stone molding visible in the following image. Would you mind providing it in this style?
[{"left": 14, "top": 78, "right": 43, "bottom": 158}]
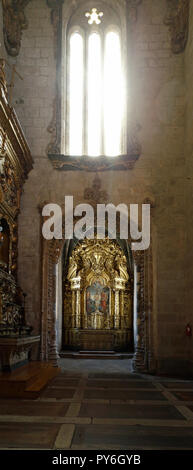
[
  {"left": 47, "top": 0, "right": 142, "bottom": 170},
  {"left": 164, "top": 0, "right": 190, "bottom": 54},
  {"left": 41, "top": 231, "right": 154, "bottom": 372},
  {"left": 2, "top": 0, "right": 31, "bottom": 57},
  {"left": 48, "top": 153, "right": 140, "bottom": 171},
  {"left": 46, "top": 0, "right": 63, "bottom": 156}
]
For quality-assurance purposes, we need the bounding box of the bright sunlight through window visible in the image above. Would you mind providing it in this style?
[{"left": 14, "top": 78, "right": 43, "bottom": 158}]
[{"left": 68, "top": 29, "right": 124, "bottom": 157}]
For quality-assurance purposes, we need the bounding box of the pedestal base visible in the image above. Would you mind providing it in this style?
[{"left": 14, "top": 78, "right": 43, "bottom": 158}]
[
  {"left": 0, "top": 336, "right": 40, "bottom": 372},
  {"left": 63, "top": 329, "right": 133, "bottom": 352}
]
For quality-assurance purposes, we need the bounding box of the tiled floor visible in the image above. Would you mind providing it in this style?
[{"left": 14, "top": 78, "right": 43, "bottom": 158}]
[{"left": 0, "top": 359, "right": 193, "bottom": 449}]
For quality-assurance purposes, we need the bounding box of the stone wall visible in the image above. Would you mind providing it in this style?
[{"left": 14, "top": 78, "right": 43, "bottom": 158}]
[
  {"left": 185, "top": 0, "right": 193, "bottom": 373},
  {"left": 2, "top": 0, "right": 190, "bottom": 374}
]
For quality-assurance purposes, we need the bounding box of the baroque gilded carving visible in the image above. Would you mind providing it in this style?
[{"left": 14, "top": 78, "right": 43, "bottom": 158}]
[
  {"left": 0, "top": 59, "right": 8, "bottom": 99},
  {"left": 2, "top": 0, "right": 31, "bottom": 57},
  {"left": 0, "top": 59, "right": 34, "bottom": 352},
  {"left": 164, "top": 0, "right": 190, "bottom": 54},
  {"left": 63, "top": 238, "right": 132, "bottom": 349},
  {"left": 0, "top": 268, "right": 32, "bottom": 336}
]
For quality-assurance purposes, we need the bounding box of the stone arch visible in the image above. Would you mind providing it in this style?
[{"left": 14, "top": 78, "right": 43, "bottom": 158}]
[{"left": 40, "top": 211, "right": 155, "bottom": 373}]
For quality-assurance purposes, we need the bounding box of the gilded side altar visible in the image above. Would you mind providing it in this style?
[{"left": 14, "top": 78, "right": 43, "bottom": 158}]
[
  {"left": 0, "top": 58, "right": 40, "bottom": 370},
  {"left": 63, "top": 238, "right": 133, "bottom": 351}
]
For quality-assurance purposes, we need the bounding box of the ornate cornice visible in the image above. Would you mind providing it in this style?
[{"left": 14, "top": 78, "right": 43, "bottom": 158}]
[
  {"left": 2, "top": 0, "right": 31, "bottom": 57},
  {"left": 164, "top": 0, "right": 190, "bottom": 54},
  {"left": 48, "top": 153, "right": 140, "bottom": 171}
]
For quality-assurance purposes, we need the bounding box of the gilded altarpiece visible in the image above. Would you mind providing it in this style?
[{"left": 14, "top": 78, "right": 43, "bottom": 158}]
[
  {"left": 63, "top": 239, "right": 133, "bottom": 351},
  {"left": 0, "top": 59, "right": 40, "bottom": 371}
]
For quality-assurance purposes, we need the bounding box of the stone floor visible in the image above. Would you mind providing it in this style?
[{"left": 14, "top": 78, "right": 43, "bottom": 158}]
[{"left": 0, "top": 359, "right": 193, "bottom": 449}]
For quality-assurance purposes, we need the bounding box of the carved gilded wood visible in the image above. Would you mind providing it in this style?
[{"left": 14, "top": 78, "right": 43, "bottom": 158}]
[
  {"left": 0, "top": 60, "right": 33, "bottom": 338},
  {"left": 63, "top": 238, "right": 133, "bottom": 351}
]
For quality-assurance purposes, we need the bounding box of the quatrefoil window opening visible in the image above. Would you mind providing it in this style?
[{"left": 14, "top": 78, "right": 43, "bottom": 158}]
[{"left": 85, "top": 8, "right": 104, "bottom": 25}]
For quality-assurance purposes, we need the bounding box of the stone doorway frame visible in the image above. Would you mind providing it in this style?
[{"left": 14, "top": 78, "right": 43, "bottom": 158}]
[{"left": 40, "top": 228, "right": 155, "bottom": 373}]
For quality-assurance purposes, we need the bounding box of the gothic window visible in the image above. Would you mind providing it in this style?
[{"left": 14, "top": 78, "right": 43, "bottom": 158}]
[{"left": 63, "top": 3, "right": 126, "bottom": 157}]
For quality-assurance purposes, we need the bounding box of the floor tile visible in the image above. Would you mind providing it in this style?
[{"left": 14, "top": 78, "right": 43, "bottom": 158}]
[
  {"left": 79, "top": 403, "right": 184, "bottom": 420},
  {"left": 83, "top": 389, "right": 166, "bottom": 401},
  {"left": 41, "top": 388, "right": 75, "bottom": 399},
  {"left": 0, "top": 422, "right": 60, "bottom": 449},
  {"left": 50, "top": 378, "right": 80, "bottom": 387},
  {"left": 161, "top": 382, "right": 193, "bottom": 390},
  {"left": 86, "top": 380, "right": 156, "bottom": 389},
  {"left": 172, "top": 392, "right": 193, "bottom": 401},
  {"left": 89, "top": 373, "right": 142, "bottom": 379},
  {"left": 72, "top": 424, "right": 193, "bottom": 449},
  {"left": 0, "top": 401, "right": 69, "bottom": 417}
]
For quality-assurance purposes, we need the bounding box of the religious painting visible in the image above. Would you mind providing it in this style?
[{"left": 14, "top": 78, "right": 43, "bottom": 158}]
[{"left": 86, "top": 282, "right": 110, "bottom": 315}]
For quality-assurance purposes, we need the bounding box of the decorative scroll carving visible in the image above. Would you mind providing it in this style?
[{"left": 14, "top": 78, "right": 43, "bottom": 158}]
[
  {"left": 0, "top": 268, "right": 32, "bottom": 336},
  {"left": 164, "top": 0, "right": 190, "bottom": 54},
  {"left": 2, "top": 0, "right": 31, "bottom": 57},
  {"left": 0, "top": 159, "right": 20, "bottom": 208},
  {"left": 46, "top": 0, "right": 63, "bottom": 155},
  {"left": 84, "top": 174, "right": 109, "bottom": 205},
  {"left": 48, "top": 153, "right": 140, "bottom": 171},
  {"left": 47, "top": 98, "right": 60, "bottom": 155}
]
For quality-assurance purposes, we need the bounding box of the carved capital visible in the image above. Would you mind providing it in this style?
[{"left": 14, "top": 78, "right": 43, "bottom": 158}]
[
  {"left": 164, "top": 0, "right": 190, "bottom": 54},
  {"left": 2, "top": 0, "right": 31, "bottom": 57}
]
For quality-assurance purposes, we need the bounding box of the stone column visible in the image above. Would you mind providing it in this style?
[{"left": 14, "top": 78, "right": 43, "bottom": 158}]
[{"left": 133, "top": 255, "right": 146, "bottom": 372}]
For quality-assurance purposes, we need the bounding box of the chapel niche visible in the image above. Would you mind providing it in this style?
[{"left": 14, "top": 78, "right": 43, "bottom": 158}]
[{"left": 62, "top": 238, "right": 133, "bottom": 352}]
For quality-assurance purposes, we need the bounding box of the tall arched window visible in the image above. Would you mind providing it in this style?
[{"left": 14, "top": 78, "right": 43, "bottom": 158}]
[{"left": 64, "top": 3, "right": 126, "bottom": 158}]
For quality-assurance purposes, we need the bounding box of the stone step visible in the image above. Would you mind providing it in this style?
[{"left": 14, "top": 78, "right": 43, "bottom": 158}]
[
  {"left": 60, "top": 351, "right": 133, "bottom": 360},
  {"left": 79, "top": 350, "right": 116, "bottom": 354},
  {"left": 0, "top": 362, "right": 60, "bottom": 399}
]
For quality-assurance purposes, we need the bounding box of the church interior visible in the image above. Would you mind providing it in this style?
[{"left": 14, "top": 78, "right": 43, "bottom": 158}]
[{"left": 0, "top": 0, "right": 193, "bottom": 451}]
